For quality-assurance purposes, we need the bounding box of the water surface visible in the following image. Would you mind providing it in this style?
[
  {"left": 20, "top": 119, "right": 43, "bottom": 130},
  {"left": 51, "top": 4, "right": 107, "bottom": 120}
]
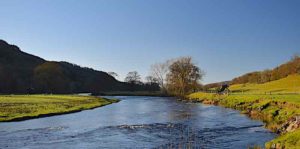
[{"left": 0, "top": 96, "right": 275, "bottom": 148}]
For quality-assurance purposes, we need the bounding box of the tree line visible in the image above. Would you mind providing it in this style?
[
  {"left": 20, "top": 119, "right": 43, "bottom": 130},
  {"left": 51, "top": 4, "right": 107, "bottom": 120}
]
[{"left": 122, "top": 57, "right": 204, "bottom": 97}]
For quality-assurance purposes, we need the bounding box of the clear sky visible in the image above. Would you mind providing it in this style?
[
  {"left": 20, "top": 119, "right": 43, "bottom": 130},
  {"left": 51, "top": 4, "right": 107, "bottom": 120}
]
[{"left": 0, "top": 0, "right": 299, "bottom": 84}]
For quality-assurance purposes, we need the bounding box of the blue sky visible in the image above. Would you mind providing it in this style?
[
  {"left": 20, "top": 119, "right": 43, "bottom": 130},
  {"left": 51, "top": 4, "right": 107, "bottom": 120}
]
[{"left": 0, "top": 0, "right": 299, "bottom": 84}]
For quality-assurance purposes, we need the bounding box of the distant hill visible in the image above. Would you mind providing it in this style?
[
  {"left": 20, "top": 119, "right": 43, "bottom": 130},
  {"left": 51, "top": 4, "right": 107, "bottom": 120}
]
[
  {"left": 204, "top": 56, "right": 300, "bottom": 90},
  {"left": 229, "top": 74, "right": 300, "bottom": 94},
  {"left": 0, "top": 40, "right": 45, "bottom": 93},
  {"left": 231, "top": 56, "right": 300, "bottom": 85},
  {"left": 0, "top": 40, "right": 159, "bottom": 94}
]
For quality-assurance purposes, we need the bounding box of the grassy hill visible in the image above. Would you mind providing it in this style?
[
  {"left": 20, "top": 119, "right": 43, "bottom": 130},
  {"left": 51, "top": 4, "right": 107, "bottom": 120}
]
[
  {"left": 203, "top": 56, "right": 300, "bottom": 90},
  {"left": 229, "top": 74, "right": 300, "bottom": 94}
]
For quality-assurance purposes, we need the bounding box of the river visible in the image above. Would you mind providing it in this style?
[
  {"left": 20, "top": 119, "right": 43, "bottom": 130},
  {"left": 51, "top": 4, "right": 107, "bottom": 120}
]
[{"left": 0, "top": 96, "right": 276, "bottom": 149}]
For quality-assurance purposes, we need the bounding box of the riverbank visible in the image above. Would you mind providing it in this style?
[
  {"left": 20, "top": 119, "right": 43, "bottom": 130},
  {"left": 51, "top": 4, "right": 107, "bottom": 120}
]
[
  {"left": 0, "top": 95, "right": 119, "bottom": 122},
  {"left": 187, "top": 92, "right": 300, "bottom": 149}
]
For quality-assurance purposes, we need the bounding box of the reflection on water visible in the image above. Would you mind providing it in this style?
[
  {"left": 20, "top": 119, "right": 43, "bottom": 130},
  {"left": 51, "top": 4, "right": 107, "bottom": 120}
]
[{"left": 0, "top": 96, "right": 275, "bottom": 149}]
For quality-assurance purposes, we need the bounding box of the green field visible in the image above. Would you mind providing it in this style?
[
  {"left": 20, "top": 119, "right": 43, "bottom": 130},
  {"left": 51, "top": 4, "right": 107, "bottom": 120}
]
[
  {"left": 229, "top": 74, "right": 300, "bottom": 94},
  {"left": 188, "top": 74, "right": 300, "bottom": 149},
  {"left": 0, "top": 95, "right": 119, "bottom": 122},
  {"left": 266, "top": 129, "right": 300, "bottom": 149}
]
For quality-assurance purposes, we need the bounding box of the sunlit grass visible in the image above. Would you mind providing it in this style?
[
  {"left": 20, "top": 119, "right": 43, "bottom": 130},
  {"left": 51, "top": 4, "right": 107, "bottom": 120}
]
[
  {"left": 189, "top": 92, "right": 300, "bottom": 120},
  {"left": 0, "top": 95, "right": 118, "bottom": 122},
  {"left": 229, "top": 74, "right": 300, "bottom": 94},
  {"left": 266, "top": 129, "right": 300, "bottom": 149}
]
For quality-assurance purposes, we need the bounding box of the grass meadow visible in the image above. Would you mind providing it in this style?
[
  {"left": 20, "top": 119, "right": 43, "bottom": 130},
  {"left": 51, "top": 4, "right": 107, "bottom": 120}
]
[{"left": 0, "top": 95, "right": 118, "bottom": 122}]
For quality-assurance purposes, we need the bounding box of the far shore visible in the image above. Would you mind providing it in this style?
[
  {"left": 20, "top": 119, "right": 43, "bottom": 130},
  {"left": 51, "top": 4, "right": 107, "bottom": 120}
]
[{"left": 94, "top": 91, "right": 171, "bottom": 97}]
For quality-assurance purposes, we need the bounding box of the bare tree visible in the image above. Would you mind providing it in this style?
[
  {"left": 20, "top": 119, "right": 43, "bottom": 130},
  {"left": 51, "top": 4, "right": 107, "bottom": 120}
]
[
  {"left": 145, "top": 76, "right": 158, "bottom": 85},
  {"left": 125, "top": 71, "right": 141, "bottom": 84},
  {"left": 150, "top": 60, "right": 173, "bottom": 91},
  {"left": 166, "top": 57, "right": 204, "bottom": 97}
]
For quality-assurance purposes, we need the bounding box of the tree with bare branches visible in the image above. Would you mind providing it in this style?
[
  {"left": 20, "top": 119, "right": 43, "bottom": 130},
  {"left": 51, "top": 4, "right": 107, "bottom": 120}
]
[
  {"left": 150, "top": 60, "right": 173, "bottom": 92},
  {"left": 124, "top": 71, "right": 141, "bottom": 84},
  {"left": 145, "top": 76, "right": 158, "bottom": 85}
]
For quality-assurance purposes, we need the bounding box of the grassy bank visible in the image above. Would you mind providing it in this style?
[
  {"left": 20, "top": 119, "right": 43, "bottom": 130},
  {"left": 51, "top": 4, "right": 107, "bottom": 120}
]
[
  {"left": 0, "top": 95, "right": 119, "bottom": 122},
  {"left": 187, "top": 74, "right": 300, "bottom": 148},
  {"left": 187, "top": 93, "right": 300, "bottom": 148}
]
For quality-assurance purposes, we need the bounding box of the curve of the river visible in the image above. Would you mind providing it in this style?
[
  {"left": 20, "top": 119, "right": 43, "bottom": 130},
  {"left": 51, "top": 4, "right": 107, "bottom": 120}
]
[{"left": 0, "top": 96, "right": 276, "bottom": 149}]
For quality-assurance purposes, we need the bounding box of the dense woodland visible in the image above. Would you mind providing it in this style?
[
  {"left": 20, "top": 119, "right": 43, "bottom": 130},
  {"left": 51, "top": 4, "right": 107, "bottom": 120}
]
[{"left": 0, "top": 40, "right": 159, "bottom": 94}]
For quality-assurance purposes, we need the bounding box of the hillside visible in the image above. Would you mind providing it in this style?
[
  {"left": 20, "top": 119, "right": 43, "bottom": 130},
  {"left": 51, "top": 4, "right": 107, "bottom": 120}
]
[
  {"left": 231, "top": 56, "right": 300, "bottom": 85},
  {"left": 0, "top": 40, "right": 159, "bottom": 94},
  {"left": 229, "top": 74, "right": 300, "bottom": 94},
  {"left": 204, "top": 56, "right": 300, "bottom": 90},
  {"left": 0, "top": 40, "right": 45, "bottom": 93}
]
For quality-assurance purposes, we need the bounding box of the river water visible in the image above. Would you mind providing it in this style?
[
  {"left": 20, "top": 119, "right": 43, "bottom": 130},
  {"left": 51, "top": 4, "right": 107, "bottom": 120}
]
[{"left": 0, "top": 96, "right": 276, "bottom": 149}]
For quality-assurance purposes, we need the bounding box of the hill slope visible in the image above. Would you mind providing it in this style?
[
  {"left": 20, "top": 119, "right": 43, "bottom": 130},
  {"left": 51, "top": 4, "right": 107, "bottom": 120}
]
[
  {"left": 229, "top": 74, "right": 300, "bottom": 94},
  {"left": 204, "top": 56, "right": 300, "bottom": 90},
  {"left": 0, "top": 40, "right": 45, "bottom": 93},
  {"left": 0, "top": 40, "right": 157, "bottom": 94}
]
